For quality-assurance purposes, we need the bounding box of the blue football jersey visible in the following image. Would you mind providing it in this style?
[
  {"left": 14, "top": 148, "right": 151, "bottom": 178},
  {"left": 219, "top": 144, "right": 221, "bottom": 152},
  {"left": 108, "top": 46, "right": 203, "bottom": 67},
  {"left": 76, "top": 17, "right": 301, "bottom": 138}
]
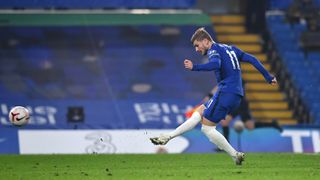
[
  {"left": 192, "top": 43, "right": 273, "bottom": 96},
  {"left": 209, "top": 43, "right": 243, "bottom": 96}
]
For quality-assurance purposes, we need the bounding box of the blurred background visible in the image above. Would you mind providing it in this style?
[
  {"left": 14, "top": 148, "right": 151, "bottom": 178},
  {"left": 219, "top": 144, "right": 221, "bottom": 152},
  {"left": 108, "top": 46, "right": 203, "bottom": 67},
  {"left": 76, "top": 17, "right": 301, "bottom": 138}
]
[{"left": 0, "top": 0, "right": 319, "bottom": 154}]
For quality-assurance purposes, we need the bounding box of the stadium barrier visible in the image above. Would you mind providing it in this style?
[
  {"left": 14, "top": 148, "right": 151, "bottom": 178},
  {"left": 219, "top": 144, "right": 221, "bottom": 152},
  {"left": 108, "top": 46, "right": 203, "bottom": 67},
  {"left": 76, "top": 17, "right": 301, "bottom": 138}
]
[{"left": 1, "top": 128, "right": 319, "bottom": 154}]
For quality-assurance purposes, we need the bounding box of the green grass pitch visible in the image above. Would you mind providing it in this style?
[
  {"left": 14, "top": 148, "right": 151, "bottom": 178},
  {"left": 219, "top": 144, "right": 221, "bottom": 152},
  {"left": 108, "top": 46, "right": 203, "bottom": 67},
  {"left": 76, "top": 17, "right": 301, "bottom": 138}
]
[{"left": 0, "top": 153, "right": 319, "bottom": 180}]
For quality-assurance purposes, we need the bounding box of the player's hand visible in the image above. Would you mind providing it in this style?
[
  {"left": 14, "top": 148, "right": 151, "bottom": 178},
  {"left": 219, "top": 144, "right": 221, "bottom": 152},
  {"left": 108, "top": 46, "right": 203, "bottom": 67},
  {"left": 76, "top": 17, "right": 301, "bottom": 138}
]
[
  {"left": 270, "top": 77, "right": 277, "bottom": 86},
  {"left": 184, "top": 59, "right": 193, "bottom": 70}
]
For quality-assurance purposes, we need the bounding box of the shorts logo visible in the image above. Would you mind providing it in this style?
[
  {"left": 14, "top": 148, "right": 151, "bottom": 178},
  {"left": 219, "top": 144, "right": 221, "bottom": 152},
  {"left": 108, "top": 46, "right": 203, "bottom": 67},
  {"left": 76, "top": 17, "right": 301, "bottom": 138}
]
[{"left": 207, "top": 99, "right": 214, "bottom": 108}]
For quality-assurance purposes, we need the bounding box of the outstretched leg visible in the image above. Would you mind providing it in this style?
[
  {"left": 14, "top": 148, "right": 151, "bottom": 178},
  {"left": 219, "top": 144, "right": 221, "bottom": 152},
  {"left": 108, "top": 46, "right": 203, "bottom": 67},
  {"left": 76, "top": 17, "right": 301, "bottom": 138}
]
[{"left": 150, "top": 106, "right": 204, "bottom": 145}]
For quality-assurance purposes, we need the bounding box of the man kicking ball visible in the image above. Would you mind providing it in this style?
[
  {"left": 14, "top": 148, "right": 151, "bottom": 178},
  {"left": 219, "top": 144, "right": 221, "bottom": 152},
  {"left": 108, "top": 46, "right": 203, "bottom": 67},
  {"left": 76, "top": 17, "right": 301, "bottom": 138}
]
[{"left": 150, "top": 27, "right": 277, "bottom": 165}]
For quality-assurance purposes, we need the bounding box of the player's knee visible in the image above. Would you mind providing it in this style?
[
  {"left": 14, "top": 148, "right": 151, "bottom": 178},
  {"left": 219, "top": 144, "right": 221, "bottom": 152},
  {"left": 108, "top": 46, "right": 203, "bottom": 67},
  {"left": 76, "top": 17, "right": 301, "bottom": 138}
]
[{"left": 201, "top": 124, "right": 215, "bottom": 135}]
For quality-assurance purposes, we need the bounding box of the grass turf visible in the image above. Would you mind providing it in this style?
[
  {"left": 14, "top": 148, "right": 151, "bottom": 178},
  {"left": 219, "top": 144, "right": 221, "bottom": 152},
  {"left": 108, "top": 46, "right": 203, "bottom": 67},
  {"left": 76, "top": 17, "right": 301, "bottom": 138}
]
[{"left": 0, "top": 153, "right": 319, "bottom": 180}]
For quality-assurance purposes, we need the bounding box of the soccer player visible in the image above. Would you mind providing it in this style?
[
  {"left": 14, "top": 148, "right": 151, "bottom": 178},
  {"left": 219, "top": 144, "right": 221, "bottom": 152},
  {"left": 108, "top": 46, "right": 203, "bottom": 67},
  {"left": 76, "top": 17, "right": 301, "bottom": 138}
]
[{"left": 150, "top": 27, "right": 277, "bottom": 165}]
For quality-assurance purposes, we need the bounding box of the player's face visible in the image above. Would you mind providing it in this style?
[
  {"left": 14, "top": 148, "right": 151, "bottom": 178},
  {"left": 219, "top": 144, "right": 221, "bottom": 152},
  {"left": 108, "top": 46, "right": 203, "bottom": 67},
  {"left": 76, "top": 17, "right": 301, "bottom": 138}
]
[{"left": 193, "top": 39, "right": 210, "bottom": 56}]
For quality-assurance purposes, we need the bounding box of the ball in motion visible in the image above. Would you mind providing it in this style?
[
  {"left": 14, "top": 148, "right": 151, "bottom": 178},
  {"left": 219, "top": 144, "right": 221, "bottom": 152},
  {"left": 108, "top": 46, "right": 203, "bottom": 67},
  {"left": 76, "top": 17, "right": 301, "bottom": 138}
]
[
  {"left": 233, "top": 120, "right": 245, "bottom": 133},
  {"left": 9, "top": 106, "right": 30, "bottom": 126}
]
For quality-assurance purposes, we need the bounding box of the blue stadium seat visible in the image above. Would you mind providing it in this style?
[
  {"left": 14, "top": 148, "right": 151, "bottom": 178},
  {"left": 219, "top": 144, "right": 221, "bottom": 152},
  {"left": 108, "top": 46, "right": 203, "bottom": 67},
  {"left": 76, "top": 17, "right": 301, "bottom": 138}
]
[
  {"left": 268, "top": 0, "right": 294, "bottom": 10},
  {"left": 12, "top": 26, "right": 211, "bottom": 100},
  {"left": 268, "top": 14, "right": 320, "bottom": 124},
  {"left": 0, "top": 25, "right": 214, "bottom": 130}
]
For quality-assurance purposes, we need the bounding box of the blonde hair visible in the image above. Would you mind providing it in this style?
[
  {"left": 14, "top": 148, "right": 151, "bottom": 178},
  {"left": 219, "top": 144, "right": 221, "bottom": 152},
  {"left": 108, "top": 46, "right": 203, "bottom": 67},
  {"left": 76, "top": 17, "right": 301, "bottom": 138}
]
[{"left": 190, "top": 27, "right": 213, "bottom": 43}]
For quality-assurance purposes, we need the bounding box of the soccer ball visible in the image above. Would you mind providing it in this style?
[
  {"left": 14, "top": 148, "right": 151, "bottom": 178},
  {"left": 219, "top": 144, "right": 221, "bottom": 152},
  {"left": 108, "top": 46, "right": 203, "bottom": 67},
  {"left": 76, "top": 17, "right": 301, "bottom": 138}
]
[
  {"left": 9, "top": 106, "right": 30, "bottom": 126},
  {"left": 233, "top": 120, "right": 245, "bottom": 133}
]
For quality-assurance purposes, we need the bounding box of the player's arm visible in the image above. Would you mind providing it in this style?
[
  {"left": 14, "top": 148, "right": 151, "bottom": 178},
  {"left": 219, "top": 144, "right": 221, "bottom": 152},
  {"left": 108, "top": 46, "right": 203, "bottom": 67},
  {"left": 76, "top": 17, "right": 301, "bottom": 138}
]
[
  {"left": 184, "top": 57, "right": 221, "bottom": 71},
  {"left": 243, "top": 53, "right": 277, "bottom": 85},
  {"left": 233, "top": 46, "right": 277, "bottom": 85}
]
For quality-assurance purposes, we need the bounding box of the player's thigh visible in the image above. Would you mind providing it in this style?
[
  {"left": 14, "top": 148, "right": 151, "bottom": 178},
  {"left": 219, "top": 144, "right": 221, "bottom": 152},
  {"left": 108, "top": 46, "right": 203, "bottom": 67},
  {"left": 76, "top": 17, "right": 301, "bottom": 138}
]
[
  {"left": 203, "top": 93, "right": 241, "bottom": 123},
  {"left": 223, "top": 93, "right": 242, "bottom": 114},
  {"left": 203, "top": 92, "right": 226, "bottom": 123}
]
